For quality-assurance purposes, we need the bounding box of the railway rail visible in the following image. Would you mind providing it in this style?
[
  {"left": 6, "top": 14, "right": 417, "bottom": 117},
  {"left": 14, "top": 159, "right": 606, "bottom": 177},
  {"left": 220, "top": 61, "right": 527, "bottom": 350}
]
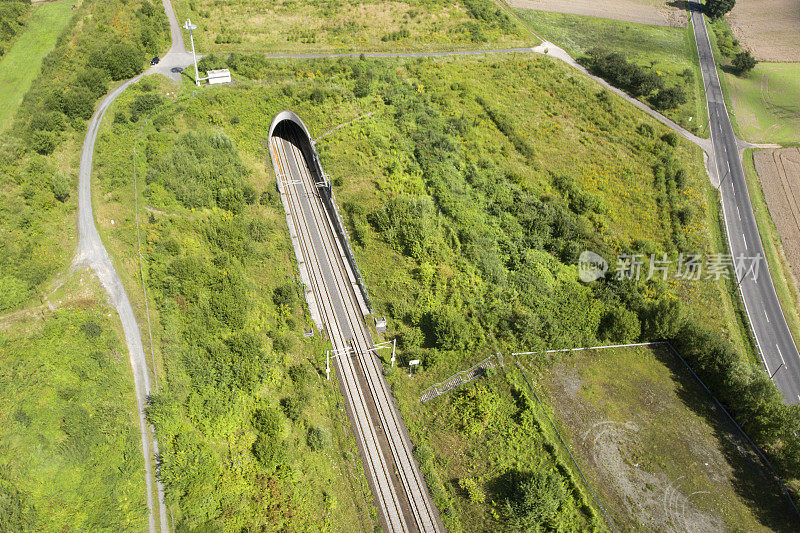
[{"left": 269, "top": 118, "right": 441, "bottom": 533}]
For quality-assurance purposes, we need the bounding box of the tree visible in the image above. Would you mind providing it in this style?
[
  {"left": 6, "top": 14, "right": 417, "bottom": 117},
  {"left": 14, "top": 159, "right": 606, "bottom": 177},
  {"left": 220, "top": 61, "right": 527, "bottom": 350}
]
[
  {"left": 502, "top": 467, "right": 567, "bottom": 531},
  {"left": 705, "top": 0, "right": 735, "bottom": 19},
  {"left": 651, "top": 86, "right": 687, "bottom": 110},
  {"left": 102, "top": 42, "right": 144, "bottom": 80},
  {"left": 732, "top": 50, "right": 757, "bottom": 75}
]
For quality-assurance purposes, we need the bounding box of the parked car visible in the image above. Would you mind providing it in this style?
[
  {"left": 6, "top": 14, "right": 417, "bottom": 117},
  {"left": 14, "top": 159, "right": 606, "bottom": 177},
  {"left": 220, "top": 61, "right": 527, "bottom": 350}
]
[{"left": 150, "top": 56, "right": 160, "bottom": 66}]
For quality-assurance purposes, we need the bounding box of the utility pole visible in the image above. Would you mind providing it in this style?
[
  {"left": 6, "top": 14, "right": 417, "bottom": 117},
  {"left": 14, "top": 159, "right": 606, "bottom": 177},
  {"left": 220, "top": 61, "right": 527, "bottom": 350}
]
[{"left": 182, "top": 19, "right": 200, "bottom": 86}]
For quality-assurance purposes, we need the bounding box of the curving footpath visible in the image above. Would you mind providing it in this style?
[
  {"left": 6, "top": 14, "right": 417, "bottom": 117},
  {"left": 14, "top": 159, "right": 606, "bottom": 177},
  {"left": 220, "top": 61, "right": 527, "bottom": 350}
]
[{"left": 73, "top": 0, "right": 192, "bottom": 531}]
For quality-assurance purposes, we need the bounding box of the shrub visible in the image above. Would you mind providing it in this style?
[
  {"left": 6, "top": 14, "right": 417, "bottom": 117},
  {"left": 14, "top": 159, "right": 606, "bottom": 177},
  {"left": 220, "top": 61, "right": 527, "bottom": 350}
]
[
  {"left": 51, "top": 172, "right": 70, "bottom": 202},
  {"left": 0, "top": 275, "right": 30, "bottom": 311},
  {"left": 651, "top": 86, "right": 687, "bottom": 111},
  {"left": 585, "top": 48, "right": 663, "bottom": 98},
  {"left": 661, "top": 132, "right": 679, "bottom": 147},
  {"left": 272, "top": 284, "right": 296, "bottom": 308},
  {"left": 30, "top": 130, "right": 58, "bottom": 155},
  {"left": 732, "top": 50, "right": 757, "bottom": 75},
  {"left": 502, "top": 467, "right": 567, "bottom": 530},
  {"left": 129, "top": 93, "right": 162, "bottom": 122},
  {"left": 76, "top": 68, "right": 109, "bottom": 99},
  {"left": 248, "top": 218, "right": 269, "bottom": 242},
  {"left": 80, "top": 320, "right": 102, "bottom": 339},
  {"left": 62, "top": 86, "right": 95, "bottom": 119},
  {"left": 102, "top": 42, "right": 144, "bottom": 80},
  {"left": 280, "top": 396, "right": 304, "bottom": 421},
  {"left": 306, "top": 426, "right": 330, "bottom": 451}
]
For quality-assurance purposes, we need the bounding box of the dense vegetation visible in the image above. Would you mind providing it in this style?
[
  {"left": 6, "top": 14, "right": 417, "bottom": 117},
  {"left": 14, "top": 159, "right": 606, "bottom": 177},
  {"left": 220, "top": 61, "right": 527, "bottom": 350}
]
[
  {"left": 0, "top": 0, "right": 168, "bottom": 314},
  {"left": 393, "top": 369, "right": 601, "bottom": 531},
  {"left": 0, "top": 0, "right": 30, "bottom": 57},
  {"left": 93, "top": 78, "right": 377, "bottom": 530},
  {"left": 0, "top": 0, "right": 170, "bottom": 530}
]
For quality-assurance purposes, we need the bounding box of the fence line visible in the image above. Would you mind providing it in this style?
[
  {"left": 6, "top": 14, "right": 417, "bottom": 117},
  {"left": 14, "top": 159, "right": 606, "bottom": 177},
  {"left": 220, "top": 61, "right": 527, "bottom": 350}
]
[
  {"left": 512, "top": 341, "right": 666, "bottom": 357},
  {"left": 420, "top": 353, "right": 503, "bottom": 403},
  {"left": 516, "top": 362, "right": 617, "bottom": 533}
]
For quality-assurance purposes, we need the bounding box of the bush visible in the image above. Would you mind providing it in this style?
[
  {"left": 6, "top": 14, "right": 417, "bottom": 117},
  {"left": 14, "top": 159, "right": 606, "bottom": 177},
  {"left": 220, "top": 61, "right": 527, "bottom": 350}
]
[
  {"left": 732, "top": 50, "right": 757, "bottom": 75},
  {"left": 30, "top": 130, "right": 58, "bottom": 155},
  {"left": 80, "top": 320, "right": 102, "bottom": 339},
  {"left": 502, "top": 467, "right": 567, "bottom": 530},
  {"left": 280, "top": 396, "right": 304, "bottom": 421},
  {"left": 306, "top": 426, "right": 330, "bottom": 451},
  {"left": 651, "top": 86, "right": 687, "bottom": 111},
  {"left": 129, "top": 93, "right": 162, "bottom": 121},
  {"left": 102, "top": 42, "right": 144, "bottom": 80},
  {"left": 661, "top": 132, "right": 679, "bottom": 147},
  {"left": 585, "top": 48, "right": 663, "bottom": 98},
  {"left": 76, "top": 68, "right": 109, "bottom": 99},
  {"left": 51, "top": 172, "right": 70, "bottom": 202},
  {"left": 62, "top": 86, "right": 96, "bottom": 119},
  {"left": 272, "top": 284, "right": 296, "bottom": 308},
  {"left": 0, "top": 275, "right": 30, "bottom": 311}
]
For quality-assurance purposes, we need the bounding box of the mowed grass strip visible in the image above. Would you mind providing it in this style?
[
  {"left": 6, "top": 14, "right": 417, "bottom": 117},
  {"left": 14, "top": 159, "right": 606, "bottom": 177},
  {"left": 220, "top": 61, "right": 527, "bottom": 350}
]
[
  {"left": 515, "top": 9, "right": 708, "bottom": 137},
  {"left": 723, "top": 63, "right": 800, "bottom": 145},
  {"left": 536, "top": 344, "right": 798, "bottom": 532},
  {"left": 0, "top": 0, "right": 75, "bottom": 131}
]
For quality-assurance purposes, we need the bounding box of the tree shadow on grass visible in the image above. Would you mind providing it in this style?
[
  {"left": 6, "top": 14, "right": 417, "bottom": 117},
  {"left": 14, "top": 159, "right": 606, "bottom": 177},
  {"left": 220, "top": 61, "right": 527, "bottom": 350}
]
[{"left": 652, "top": 345, "right": 800, "bottom": 532}]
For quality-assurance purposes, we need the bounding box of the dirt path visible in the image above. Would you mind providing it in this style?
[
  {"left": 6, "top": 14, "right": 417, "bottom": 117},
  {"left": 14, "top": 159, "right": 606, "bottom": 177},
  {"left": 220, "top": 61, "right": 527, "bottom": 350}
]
[{"left": 73, "top": 0, "right": 192, "bottom": 531}]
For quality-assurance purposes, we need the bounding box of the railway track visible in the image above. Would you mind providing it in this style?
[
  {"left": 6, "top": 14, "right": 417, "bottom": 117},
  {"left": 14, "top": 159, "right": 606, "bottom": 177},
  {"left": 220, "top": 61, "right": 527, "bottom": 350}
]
[{"left": 269, "top": 121, "right": 441, "bottom": 533}]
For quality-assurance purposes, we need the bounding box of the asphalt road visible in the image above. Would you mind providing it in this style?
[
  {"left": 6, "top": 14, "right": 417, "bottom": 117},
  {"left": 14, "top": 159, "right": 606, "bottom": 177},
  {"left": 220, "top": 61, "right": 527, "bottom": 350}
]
[
  {"left": 270, "top": 119, "right": 442, "bottom": 532},
  {"left": 689, "top": 0, "right": 800, "bottom": 403}
]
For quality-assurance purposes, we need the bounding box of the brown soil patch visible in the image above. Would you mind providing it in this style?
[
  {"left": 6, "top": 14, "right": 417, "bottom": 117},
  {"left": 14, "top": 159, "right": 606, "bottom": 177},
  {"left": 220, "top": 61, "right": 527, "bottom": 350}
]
[
  {"left": 755, "top": 147, "right": 800, "bottom": 286},
  {"left": 727, "top": 0, "right": 800, "bottom": 62},
  {"left": 509, "top": 0, "right": 688, "bottom": 27}
]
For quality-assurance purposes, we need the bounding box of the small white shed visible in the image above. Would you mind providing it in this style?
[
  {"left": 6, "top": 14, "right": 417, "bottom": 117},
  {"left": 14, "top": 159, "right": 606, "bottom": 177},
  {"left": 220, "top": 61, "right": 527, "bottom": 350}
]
[{"left": 207, "top": 69, "right": 232, "bottom": 85}]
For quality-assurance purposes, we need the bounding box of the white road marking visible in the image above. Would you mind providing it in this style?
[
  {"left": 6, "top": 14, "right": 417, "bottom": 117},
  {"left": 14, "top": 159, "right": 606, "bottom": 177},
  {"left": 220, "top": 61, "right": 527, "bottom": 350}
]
[
  {"left": 737, "top": 205, "right": 741, "bottom": 220},
  {"left": 742, "top": 233, "right": 748, "bottom": 250},
  {"left": 764, "top": 309, "right": 770, "bottom": 323},
  {"left": 776, "top": 344, "right": 786, "bottom": 366}
]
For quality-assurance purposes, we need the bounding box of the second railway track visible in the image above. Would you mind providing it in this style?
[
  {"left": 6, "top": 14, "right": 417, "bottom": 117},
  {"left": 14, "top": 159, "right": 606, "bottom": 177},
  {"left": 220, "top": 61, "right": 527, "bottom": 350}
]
[{"left": 269, "top": 121, "right": 442, "bottom": 532}]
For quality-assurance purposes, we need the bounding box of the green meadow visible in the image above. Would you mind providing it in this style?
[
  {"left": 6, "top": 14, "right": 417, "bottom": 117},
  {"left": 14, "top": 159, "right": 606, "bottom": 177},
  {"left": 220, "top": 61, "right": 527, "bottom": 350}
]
[{"left": 0, "top": 0, "right": 75, "bottom": 131}]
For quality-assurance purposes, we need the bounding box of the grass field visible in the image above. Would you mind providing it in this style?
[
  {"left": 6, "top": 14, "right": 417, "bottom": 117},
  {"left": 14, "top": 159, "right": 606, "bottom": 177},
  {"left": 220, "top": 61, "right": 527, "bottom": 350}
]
[
  {"left": 0, "top": 271, "right": 148, "bottom": 530},
  {"left": 172, "top": 0, "right": 536, "bottom": 54},
  {"left": 0, "top": 0, "right": 75, "bottom": 131},
  {"left": 514, "top": 9, "right": 708, "bottom": 136},
  {"left": 535, "top": 344, "right": 798, "bottom": 531},
  {"left": 723, "top": 63, "right": 800, "bottom": 145},
  {"left": 741, "top": 149, "right": 800, "bottom": 350}
]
